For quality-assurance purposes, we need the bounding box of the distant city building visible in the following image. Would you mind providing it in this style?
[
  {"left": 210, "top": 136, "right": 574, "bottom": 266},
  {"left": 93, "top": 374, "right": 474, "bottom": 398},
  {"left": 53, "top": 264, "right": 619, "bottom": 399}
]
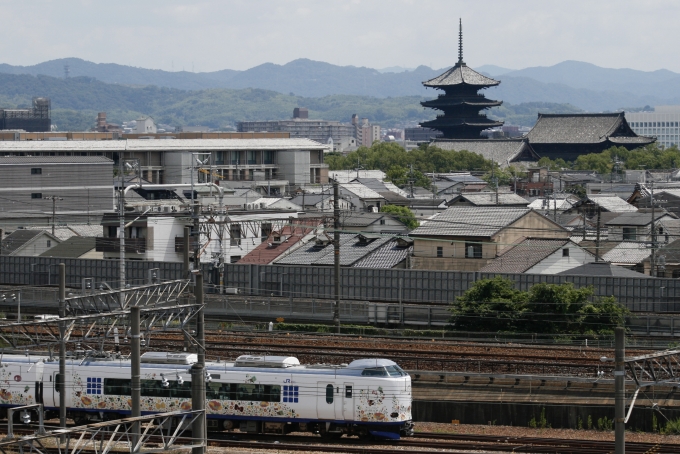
[
  {"left": 95, "top": 112, "right": 122, "bottom": 133},
  {"left": 351, "top": 115, "right": 381, "bottom": 147},
  {"left": 404, "top": 126, "right": 442, "bottom": 142},
  {"left": 0, "top": 97, "right": 51, "bottom": 132},
  {"left": 238, "top": 108, "right": 357, "bottom": 152},
  {"left": 419, "top": 21, "right": 503, "bottom": 139},
  {"left": 135, "top": 116, "right": 157, "bottom": 134},
  {"left": 626, "top": 106, "right": 680, "bottom": 149}
]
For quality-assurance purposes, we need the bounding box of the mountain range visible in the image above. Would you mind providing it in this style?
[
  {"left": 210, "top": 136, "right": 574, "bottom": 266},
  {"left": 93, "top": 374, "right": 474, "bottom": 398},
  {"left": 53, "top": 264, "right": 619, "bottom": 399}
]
[{"left": 1, "top": 58, "right": 679, "bottom": 112}]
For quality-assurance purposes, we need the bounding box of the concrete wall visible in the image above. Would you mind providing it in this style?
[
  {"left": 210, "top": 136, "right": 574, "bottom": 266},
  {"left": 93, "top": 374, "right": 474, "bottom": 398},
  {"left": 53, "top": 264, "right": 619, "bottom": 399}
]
[{"left": 277, "top": 150, "right": 310, "bottom": 185}]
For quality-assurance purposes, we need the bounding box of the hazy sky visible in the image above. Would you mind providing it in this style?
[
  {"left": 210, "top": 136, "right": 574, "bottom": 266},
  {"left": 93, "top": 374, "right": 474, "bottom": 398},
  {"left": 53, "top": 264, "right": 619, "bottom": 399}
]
[{"left": 1, "top": 0, "right": 678, "bottom": 73}]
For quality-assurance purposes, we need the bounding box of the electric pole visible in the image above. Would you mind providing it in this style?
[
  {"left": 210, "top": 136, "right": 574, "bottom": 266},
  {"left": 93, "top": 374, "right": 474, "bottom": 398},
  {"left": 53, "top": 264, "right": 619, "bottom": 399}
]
[
  {"left": 650, "top": 182, "right": 656, "bottom": 277},
  {"left": 191, "top": 273, "right": 206, "bottom": 454},
  {"left": 58, "top": 263, "right": 66, "bottom": 442},
  {"left": 333, "top": 181, "right": 340, "bottom": 333},
  {"left": 615, "top": 327, "right": 625, "bottom": 454},
  {"left": 43, "top": 195, "right": 63, "bottom": 236}
]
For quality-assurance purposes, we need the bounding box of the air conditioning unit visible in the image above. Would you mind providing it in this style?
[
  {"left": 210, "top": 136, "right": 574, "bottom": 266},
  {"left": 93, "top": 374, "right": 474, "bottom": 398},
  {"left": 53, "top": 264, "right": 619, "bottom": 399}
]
[{"left": 247, "top": 203, "right": 253, "bottom": 210}]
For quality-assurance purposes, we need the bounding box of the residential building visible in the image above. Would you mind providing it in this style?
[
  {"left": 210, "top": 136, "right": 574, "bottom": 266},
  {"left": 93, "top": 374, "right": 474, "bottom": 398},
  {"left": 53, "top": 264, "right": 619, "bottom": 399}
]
[
  {"left": 558, "top": 261, "right": 650, "bottom": 277},
  {"left": 0, "top": 138, "right": 330, "bottom": 186},
  {"left": 1, "top": 230, "right": 60, "bottom": 256},
  {"left": 288, "top": 193, "right": 351, "bottom": 212},
  {"left": 135, "top": 117, "right": 157, "bottom": 134},
  {"left": 0, "top": 97, "right": 51, "bottom": 132},
  {"left": 238, "top": 109, "right": 357, "bottom": 152},
  {"left": 339, "top": 183, "right": 386, "bottom": 212},
  {"left": 601, "top": 242, "right": 651, "bottom": 273},
  {"left": 626, "top": 106, "right": 680, "bottom": 149},
  {"left": 339, "top": 211, "right": 410, "bottom": 234},
  {"left": 525, "top": 113, "right": 655, "bottom": 161},
  {"left": 514, "top": 168, "right": 554, "bottom": 197},
  {"left": 409, "top": 206, "right": 569, "bottom": 271},
  {"left": 329, "top": 170, "right": 386, "bottom": 184},
  {"left": 604, "top": 211, "right": 675, "bottom": 242},
  {"left": 238, "top": 218, "right": 323, "bottom": 265},
  {"left": 480, "top": 238, "right": 595, "bottom": 275},
  {"left": 0, "top": 156, "right": 114, "bottom": 213}
]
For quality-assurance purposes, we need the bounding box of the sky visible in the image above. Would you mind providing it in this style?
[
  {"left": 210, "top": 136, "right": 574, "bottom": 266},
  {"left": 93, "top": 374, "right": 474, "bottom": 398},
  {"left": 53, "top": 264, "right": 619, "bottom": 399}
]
[{"left": 1, "top": 0, "right": 678, "bottom": 73}]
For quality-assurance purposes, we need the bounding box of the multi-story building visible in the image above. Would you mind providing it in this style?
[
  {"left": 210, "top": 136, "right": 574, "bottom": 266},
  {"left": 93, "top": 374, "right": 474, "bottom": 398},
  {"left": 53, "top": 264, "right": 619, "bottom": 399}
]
[
  {"left": 238, "top": 108, "right": 356, "bottom": 152},
  {"left": 351, "top": 115, "right": 381, "bottom": 148},
  {"left": 0, "top": 156, "right": 114, "bottom": 213},
  {"left": 626, "top": 106, "right": 680, "bottom": 149},
  {"left": 0, "top": 138, "right": 330, "bottom": 186}
]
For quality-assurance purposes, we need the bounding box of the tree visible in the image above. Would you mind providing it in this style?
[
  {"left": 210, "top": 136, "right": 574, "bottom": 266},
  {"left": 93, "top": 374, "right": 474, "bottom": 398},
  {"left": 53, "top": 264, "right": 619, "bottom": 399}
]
[
  {"left": 379, "top": 205, "right": 419, "bottom": 230},
  {"left": 449, "top": 278, "right": 629, "bottom": 335}
]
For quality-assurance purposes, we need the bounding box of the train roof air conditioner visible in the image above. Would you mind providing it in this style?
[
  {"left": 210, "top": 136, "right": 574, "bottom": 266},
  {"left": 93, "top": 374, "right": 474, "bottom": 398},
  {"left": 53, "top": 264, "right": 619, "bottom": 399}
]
[
  {"left": 234, "top": 355, "right": 300, "bottom": 368},
  {"left": 141, "top": 352, "right": 198, "bottom": 365}
]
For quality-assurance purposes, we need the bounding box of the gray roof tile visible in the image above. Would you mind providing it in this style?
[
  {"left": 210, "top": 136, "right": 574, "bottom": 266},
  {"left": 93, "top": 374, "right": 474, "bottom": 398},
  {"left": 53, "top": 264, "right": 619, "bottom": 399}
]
[
  {"left": 410, "top": 206, "right": 534, "bottom": 237},
  {"left": 432, "top": 138, "right": 540, "bottom": 165},
  {"left": 601, "top": 242, "right": 651, "bottom": 265},
  {"left": 527, "top": 113, "right": 655, "bottom": 145},
  {"left": 423, "top": 64, "right": 500, "bottom": 87},
  {"left": 480, "top": 238, "right": 575, "bottom": 273}
]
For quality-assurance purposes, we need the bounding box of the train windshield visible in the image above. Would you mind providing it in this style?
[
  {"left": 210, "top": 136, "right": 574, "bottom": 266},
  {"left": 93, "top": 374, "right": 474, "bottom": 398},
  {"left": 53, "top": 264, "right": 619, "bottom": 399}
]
[{"left": 361, "top": 365, "right": 406, "bottom": 377}]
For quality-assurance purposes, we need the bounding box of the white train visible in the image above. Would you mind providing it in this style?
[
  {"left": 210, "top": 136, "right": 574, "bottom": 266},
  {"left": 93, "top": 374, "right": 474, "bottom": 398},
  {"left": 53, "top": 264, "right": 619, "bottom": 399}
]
[{"left": 0, "top": 352, "right": 413, "bottom": 439}]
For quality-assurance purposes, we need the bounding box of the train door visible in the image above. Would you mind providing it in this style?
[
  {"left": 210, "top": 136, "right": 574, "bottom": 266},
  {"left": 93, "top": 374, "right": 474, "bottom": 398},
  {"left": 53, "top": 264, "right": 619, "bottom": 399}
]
[
  {"left": 51, "top": 372, "right": 62, "bottom": 408},
  {"left": 316, "top": 382, "right": 336, "bottom": 420},
  {"left": 342, "top": 383, "right": 354, "bottom": 421}
]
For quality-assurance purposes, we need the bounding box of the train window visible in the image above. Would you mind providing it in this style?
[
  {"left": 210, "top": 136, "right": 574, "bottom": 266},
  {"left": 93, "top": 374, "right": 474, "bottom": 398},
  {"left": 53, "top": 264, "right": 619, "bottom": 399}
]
[
  {"left": 345, "top": 386, "right": 352, "bottom": 398},
  {"left": 104, "top": 378, "right": 131, "bottom": 396},
  {"left": 385, "top": 366, "right": 405, "bottom": 377},
  {"left": 86, "top": 377, "right": 102, "bottom": 395},
  {"left": 283, "top": 385, "right": 298, "bottom": 403},
  {"left": 361, "top": 367, "right": 387, "bottom": 377},
  {"left": 325, "top": 384, "right": 334, "bottom": 404}
]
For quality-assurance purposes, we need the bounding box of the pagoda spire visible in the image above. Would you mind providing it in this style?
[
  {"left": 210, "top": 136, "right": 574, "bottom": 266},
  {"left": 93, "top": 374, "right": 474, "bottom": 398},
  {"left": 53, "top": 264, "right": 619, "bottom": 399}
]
[{"left": 458, "top": 18, "right": 464, "bottom": 66}]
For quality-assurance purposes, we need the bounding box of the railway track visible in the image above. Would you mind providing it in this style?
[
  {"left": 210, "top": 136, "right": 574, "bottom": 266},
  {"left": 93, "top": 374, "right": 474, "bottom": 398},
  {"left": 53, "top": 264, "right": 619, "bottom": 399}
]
[{"left": 1, "top": 424, "right": 674, "bottom": 453}]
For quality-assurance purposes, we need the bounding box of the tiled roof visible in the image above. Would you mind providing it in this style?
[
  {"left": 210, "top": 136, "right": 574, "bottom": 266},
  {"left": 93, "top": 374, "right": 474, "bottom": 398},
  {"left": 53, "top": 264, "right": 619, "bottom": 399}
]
[
  {"left": 1, "top": 230, "right": 54, "bottom": 255},
  {"left": 437, "top": 173, "right": 485, "bottom": 184},
  {"left": 353, "top": 242, "right": 412, "bottom": 268},
  {"left": 341, "top": 212, "right": 402, "bottom": 228},
  {"left": 410, "top": 207, "right": 534, "bottom": 237},
  {"left": 239, "top": 220, "right": 321, "bottom": 265},
  {"left": 432, "top": 138, "right": 540, "bottom": 166},
  {"left": 480, "top": 238, "right": 575, "bottom": 273},
  {"left": 601, "top": 242, "right": 651, "bottom": 265},
  {"left": 353, "top": 178, "right": 410, "bottom": 199},
  {"left": 449, "top": 192, "right": 529, "bottom": 206},
  {"left": 577, "top": 240, "right": 621, "bottom": 258},
  {"left": 329, "top": 170, "right": 386, "bottom": 183},
  {"left": 423, "top": 63, "right": 500, "bottom": 87},
  {"left": 605, "top": 211, "right": 671, "bottom": 226},
  {"left": 276, "top": 233, "right": 393, "bottom": 266},
  {"left": 289, "top": 194, "right": 329, "bottom": 207},
  {"left": 339, "top": 183, "right": 384, "bottom": 200},
  {"left": 558, "top": 261, "right": 651, "bottom": 277},
  {"left": 528, "top": 197, "right": 579, "bottom": 211},
  {"left": 39, "top": 236, "right": 96, "bottom": 258},
  {"left": 527, "top": 113, "right": 654, "bottom": 145},
  {"left": 652, "top": 239, "right": 680, "bottom": 264},
  {"left": 587, "top": 195, "right": 638, "bottom": 213}
]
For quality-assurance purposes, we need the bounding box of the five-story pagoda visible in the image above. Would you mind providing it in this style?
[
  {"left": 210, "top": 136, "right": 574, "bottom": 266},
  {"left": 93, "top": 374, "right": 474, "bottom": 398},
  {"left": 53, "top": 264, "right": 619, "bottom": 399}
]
[{"left": 420, "top": 20, "right": 503, "bottom": 139}]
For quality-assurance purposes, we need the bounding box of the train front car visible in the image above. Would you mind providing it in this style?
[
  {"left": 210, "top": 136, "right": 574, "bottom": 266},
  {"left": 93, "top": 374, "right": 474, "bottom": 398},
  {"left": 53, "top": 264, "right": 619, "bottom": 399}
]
[{"left": 203, "top": 355, "right": 413, "bottom": 439}]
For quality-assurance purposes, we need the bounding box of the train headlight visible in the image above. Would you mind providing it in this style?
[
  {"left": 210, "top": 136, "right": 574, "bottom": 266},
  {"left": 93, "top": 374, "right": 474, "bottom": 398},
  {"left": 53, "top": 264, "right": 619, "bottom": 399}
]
[{"left": 21, "top": 410, "right": 31, "bottom": 424}]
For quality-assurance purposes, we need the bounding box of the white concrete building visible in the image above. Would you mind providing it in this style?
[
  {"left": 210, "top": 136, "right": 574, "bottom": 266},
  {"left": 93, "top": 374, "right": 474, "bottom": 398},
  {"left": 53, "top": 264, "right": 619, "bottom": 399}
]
[
  {"left": 135, "top": 117, "right": 157, "bottom": 134},
  {"left": 626, "top": 106, "right": 680, "bottom": 149}
]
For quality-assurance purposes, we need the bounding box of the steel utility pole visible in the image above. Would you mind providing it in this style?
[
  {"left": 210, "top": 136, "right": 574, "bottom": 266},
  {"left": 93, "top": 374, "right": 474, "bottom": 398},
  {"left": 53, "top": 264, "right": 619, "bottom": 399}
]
[
  {"left": 615, "top": 327, "right": 625, "bottom": 454},
  {"left": 131, "top": 305, "right": 140, "bottom": 453},
  {"left": 595, "top": 206, "right": 602, "bottom": 262},
  {"left": 119, "top": 155, "right": 126, "bottom": 298},
  {"left": 183, "top": 226, "right": 191, "bottom": 351},
  {"left": 333, "top": 181, "right": 340, "bottom": 333},
  {"left": 58, "top": 263, "right": 66, "bottom": 442},
  {"left": 650, "top": 182, "right": 656, "bottom": 277},
  {"left": 191, "top": 273, "right": 206, "bottom": 454}
]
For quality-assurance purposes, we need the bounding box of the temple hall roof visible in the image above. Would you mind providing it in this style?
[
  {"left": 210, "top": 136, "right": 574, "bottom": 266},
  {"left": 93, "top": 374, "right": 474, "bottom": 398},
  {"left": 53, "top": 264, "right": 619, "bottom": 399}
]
[{"left": 526, "top": 113, "right": 656, "bottom": 145}]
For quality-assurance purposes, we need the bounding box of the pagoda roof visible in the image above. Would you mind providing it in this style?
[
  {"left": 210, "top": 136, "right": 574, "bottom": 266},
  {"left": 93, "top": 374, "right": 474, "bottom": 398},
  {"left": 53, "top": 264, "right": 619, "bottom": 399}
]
[
  {"left": 422, "top": 118, "right": 503, "bottom": 128},
  {"left": 423, "top": 63, "right": 500, "bottom": 88},
  {"left": 421, "top": 98, "right": 502, "bottom": 108},
  {"left": 527, "top": 112, "right": 656, "bottom": 145}
]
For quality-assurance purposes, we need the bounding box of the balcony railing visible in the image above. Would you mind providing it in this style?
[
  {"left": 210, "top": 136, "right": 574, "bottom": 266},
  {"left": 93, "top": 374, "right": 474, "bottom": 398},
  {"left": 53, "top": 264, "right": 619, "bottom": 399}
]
[
  {"left": 96, "top": 237, "right": 147, "bottom": 253},
  {"left": 174, "top": 236, "right": 199, "bottom": 253}
]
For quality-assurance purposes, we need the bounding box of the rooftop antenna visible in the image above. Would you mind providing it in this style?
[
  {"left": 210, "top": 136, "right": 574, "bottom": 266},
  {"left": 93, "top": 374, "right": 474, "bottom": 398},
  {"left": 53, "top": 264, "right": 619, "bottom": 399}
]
[{"left": 457, "top": 19, "right": 465, "bottom": 66}]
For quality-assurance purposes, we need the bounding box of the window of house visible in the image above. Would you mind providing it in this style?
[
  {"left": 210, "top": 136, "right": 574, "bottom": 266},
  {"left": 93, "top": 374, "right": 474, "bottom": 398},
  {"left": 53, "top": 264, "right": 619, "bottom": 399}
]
[
  {"left": 230, "top": 224, "right": 242, "bottom": 246},
  {"left": 622, "top": 227, "right": 637, "bottom": 241},
  {"left": 31, "top": 168, "right": 42, "bottom": 175},
  {"left": 465, "top": 242, "right": 483, "bottom": 259},
  {"left": 380, "top": 219, "right": 386, "bottom": 225},
  {"left": 230, "top": 255, "right": 241, "bottom": 264},
  {"left": 47, "top": 240, "right": 51, "bottom": 248},
  {"left": 436, "top": 246, "right": 443, "bottom": 258},
  {"left": 261, "top": 223, "right": 272, "bottom": 240},
  {"left": 31, "top": 193, "right": 42, "bottom": 199},
  {"left": 562, "top": 248, "right": 569, "bottom": 257}
]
